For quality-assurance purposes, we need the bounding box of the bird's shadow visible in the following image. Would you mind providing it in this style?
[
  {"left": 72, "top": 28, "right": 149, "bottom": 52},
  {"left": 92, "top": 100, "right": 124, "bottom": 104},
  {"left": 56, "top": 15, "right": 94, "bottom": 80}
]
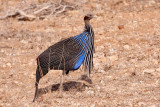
[{"left": 38, "top": 75, "right": 92, "bottom": 96}]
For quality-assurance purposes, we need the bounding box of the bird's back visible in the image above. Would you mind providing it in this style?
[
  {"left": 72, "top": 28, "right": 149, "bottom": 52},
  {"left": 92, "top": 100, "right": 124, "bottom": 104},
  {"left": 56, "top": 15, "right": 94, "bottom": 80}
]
[{"left": 37, "top": 36, "right": 85, "bottom": 71}]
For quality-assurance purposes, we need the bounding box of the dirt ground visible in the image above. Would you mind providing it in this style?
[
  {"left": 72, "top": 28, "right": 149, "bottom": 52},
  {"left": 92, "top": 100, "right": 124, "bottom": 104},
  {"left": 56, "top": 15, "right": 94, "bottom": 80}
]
[{"left": 0, "top": 0, "right": 160, "bottom": 106}]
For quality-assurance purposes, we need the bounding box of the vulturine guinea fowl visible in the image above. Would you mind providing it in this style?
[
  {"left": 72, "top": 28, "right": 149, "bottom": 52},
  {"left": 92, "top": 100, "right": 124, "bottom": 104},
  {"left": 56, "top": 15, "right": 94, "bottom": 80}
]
[{"left": 33, "top": 14, "right": 97, "bottom": 102}]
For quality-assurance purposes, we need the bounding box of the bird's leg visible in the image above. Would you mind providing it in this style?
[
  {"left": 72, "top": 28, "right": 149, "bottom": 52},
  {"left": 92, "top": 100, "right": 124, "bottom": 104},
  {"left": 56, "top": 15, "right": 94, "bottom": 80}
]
[
  {"left": 59, "top": 70, "right": 65, "bottom": 97},
  {"left": 88, "top": 72, "right": 90, "bottom": 78}
]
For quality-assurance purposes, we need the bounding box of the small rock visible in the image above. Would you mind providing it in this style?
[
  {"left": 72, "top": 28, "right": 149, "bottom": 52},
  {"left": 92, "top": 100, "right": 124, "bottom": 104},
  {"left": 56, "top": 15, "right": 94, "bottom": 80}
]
[
  {"left": 96, "top": 45, "right": 104, "bottom": 51},
  {"left": 109, "top": 48, "right": 115, "bottom": 53},
  {"left": 20, "top": 40, "right": 28, "bottom": 44},
  {"left": 95, "top": 85, "right": 100, "bottom": 91},
  {"left": 156, "top": 68, "right": 160, "bottom": 72},
  {"left": 87, "top": 90, "right": 94, "bottom": 95},
  {"left": 143, "top": 69, "right": 155, "bottom": 74},
  {"left": 90, "top": 104, "right": 95, "bottom": 107},
  {"left": 109, "top": 55, "right": 118, "bottom": 62},
  {"left": 1, "top": 49, "right": 4, "bottom": 52},
  {"left": 148, "top": 0, "right": 156, "bottom": 6},
  {"left": 138, "top": 102, "right": 145, "bottom": 106},
  {"left": 100, "top": 80, "right": 105, "bottom": 86},
  {"left": 101, "top": 57, "right": 107, "bottom": 63},
  {"left": 29, "top": 59, "right": 35, "bottom": 65},
  {"left": 149, "top": 104, "right": 156, "bottom": 107},
  {"left": 10, "top": 70, "right": 15, "bottom": 73},
  {"left": 130, "top": 59, "right": 136, "bottom": 63},
  {"left": 118, "top": 25, "right": 124, "bottom": 30},
  {"left": 3, "top": 64, "right": 6, "bottom": 68},
  {"left": 123, "top": 45, "right": 130, "bottom": 50},
  {"left": 37, "top": 36, "right": 42, "bottom": 41},
  {"left": 152, "top": 59, "right": 158, "bottom": 65},
  {"left": 93, "top": 60, "right": 100, "bottom": 70},
  {"left": 6, "top": 63, "right": 11, "bottom": 67},
  {"left": 30, "top": 74, "right": 35, "bottom": 79},
  {"left": 98, "top": 69, "right": 105, "bottom": 73}
]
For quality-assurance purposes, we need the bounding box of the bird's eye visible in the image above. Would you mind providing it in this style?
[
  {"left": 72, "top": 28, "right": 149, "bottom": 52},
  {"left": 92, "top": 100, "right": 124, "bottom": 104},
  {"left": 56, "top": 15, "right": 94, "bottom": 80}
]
[{"left": 89, "top": 15, "right": 92, "bottom": 17}]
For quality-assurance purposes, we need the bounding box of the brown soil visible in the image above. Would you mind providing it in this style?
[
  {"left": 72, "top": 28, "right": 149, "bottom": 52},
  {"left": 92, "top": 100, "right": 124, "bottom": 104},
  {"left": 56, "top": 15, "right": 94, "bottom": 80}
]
[{"left": 0, "top": 0, "right": 160, "bottom": 106}]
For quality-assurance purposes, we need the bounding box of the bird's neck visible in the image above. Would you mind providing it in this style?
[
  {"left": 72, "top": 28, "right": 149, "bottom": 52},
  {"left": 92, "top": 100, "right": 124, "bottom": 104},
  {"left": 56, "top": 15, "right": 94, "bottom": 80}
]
[{"left": 84, "top": 20, "right": 93, "bottom": 33}]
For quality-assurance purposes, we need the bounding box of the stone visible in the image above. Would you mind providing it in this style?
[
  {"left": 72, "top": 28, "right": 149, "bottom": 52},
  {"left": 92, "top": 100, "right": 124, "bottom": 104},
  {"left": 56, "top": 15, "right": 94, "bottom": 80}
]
[
  {"left": 6, "top": 63, "right": 11, "bottom": 67},
  {"left": 98, "top": 69, "right": 105, "bottom": 73},
  {"left": 109, "top": 55, "right": 118, "bottom": 62},
  {"left": 143, "top": 69, "right": 155, "bottom": 74},
  {"left": 37, "top": 36, "right": 42, "bottom": 41},
  {"left": 148, "top": 0, "right": 156, "bottom": 6},
  {"left": 20, "top": 40, "right": 28, "bottom": 44},
  {"left": 118, "top": 25, "right": 124, "bottom": 30},
  {"left": 101, "top": 57, "right": 107, "bottom": 63},
  {"left": 87, "top": 90, "right": 94, "bottom": 95},
  {"left": 1, "top": 49, "right": 4, "bottom": 52},
  {"left": 96, "top": 45, "right": 104, "bottom": 51},
  {"left": 149, "top": 104, "right": 156, "bottom": 107},
  {"left": 156, "top": 68, "right": 160, "bottom": 72},
  {"left": 123, "top": 45, "right": 130, "bottom": 50},
  {"left": 130, "top": 59, "right": 136, "bottom": 63}
]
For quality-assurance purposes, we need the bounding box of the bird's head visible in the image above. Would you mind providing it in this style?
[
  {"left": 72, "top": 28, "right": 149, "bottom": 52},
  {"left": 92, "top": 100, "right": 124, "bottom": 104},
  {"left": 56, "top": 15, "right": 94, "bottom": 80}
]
[{"left": 84, "top": 14, "right": 97, "bottom": 21}]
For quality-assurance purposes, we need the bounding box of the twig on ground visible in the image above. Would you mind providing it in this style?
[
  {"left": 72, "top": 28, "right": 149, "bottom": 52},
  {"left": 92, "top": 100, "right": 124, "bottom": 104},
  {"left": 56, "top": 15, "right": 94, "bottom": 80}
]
[
  {"left": 49, "top": 5, "right": 62, "bottom": 16},
  {"left": 56, "top": 5, "right": 74, "bottom": 15},
  {"left": 0, "top": 0, "right": 76, "bottom": 21},
  {"left": 34, "top": 5, "right": 52, "bottom": 15},
  {"left": 0, "top": 10, "right": 36, "bottom": 21},
  {"left": 0, "top": 10, "right": 19, "bottom": 20},
  {"left": 17, "top": 10, "right": 36, "bottom": 21}
]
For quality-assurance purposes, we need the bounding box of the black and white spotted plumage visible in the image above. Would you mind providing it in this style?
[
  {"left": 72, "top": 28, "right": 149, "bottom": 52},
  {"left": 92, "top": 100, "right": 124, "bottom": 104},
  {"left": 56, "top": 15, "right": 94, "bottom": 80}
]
[{"left": 33, "top": 14, "right": 96, "bottom": 102}]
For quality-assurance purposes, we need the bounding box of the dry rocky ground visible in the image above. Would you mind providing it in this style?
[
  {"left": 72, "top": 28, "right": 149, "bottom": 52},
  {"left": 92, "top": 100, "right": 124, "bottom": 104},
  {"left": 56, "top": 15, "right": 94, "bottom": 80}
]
[{"left": 0, "top": 0, "right": 160, "bottom": 106}]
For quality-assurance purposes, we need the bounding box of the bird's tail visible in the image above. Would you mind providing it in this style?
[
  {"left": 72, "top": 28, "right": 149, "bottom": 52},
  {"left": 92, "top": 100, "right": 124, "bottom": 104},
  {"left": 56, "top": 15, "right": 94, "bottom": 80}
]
[
  {"left": 33, "top": 58, "right": 50, "bottom": 102},
  {"left": 33, "top": 66, "right": 41, "bottom": 102}
]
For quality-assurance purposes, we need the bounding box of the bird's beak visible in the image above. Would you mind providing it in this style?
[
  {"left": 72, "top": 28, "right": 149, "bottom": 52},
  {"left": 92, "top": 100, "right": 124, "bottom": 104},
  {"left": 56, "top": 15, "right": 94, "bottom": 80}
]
[{"left": 93, "top": 15, "right": 97, "bottom": 18}]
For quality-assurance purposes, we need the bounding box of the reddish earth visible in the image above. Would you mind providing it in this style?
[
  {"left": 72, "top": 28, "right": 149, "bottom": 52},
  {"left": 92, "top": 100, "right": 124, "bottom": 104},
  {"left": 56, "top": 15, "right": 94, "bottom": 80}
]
[{"left": 0, "top": 0, "right": 160, "bottom": 106}]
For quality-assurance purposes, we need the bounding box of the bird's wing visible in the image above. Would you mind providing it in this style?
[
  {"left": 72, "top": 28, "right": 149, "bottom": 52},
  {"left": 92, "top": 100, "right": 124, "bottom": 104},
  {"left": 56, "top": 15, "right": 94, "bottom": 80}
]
[{"left": 37, "top": 37, "right": 84, "bottom": 70}]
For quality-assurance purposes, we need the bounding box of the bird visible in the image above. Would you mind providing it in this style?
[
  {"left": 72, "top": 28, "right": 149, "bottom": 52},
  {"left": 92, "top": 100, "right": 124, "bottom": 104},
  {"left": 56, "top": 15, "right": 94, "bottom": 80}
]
[{"left": 33, "top": 13, "right": 97, "bottom": 102}]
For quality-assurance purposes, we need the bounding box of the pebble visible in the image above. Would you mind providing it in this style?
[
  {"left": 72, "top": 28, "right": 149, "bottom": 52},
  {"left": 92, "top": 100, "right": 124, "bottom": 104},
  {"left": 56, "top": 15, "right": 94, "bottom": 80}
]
[
  {"left": 149, "top": 104, "right": 156, "bottom": 107},
  {"left": 101, "top": 57, "right": 107, "bottom": 63},
  {"left": 156, "top": 68, "right": 160, "bottom": 72},
  {"left": 10, "top": 70, "right": 15, "bottom": 73},
  {"left": 130, "top": 59, "right": 136, "bottom": 63},
  {"left": 6, "top": 63, "right": 11, "bottom": 67},
  {"left": 100, "top": 80, "right": 105, "bottom": 86},
  {"left": 148, "top": 0, "right": 156, "bottom": 6},
  {"left": 143, "top": 69, "right": 155, "bottom": 74},
  {"left": 37, "top": 36, "right": 42, "bottom": 41},
  {"left": 95, "top": 85, "right": 100, "bottom": 91},
  {"left": 96, "top": 45, "right": 104, "bottom": 51},
  {"left": 98, "top": 70, "right": 105, "bottom": 73},
  {"left": 123, "top": 45, "right": 130, "bottom": 50},
  {"left": 90, "top": 104, "right": 96, "bottom": 107},
  {"left": 109, "top": 55, "right": 118, "bottom": 62},
  {"left": 87, "top": 90, "right": 94, "bottom": 95},
  {"left": 118, "top": 25, "right": 124, "bottom": 30},
  {"left": 138, "top": 102, "right": 145, "bottom": 106},
  {"left": 28, "top": 59, "right": 35, "bottom": 65},
  {"left": 1, "top": 49, "right": 4, "bottom": 52},
  {"left": 93, "top": 59, "right": 101, "bottom": 70},
  {"left": 30, "top": 74, "right": 35, "bottom": 79},
  {"left": 20, "top": 40, "right": 28, "bottom": 44},
  {"left": 3, "top": 65, "right": 6, "bottom": 68}
]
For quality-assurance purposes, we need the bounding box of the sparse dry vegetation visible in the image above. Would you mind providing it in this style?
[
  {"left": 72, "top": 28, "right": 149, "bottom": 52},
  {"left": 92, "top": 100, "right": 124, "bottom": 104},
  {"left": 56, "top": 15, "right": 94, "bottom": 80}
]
[{"left": 0, "top": 0, "right": 160, "bottom": 106}]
